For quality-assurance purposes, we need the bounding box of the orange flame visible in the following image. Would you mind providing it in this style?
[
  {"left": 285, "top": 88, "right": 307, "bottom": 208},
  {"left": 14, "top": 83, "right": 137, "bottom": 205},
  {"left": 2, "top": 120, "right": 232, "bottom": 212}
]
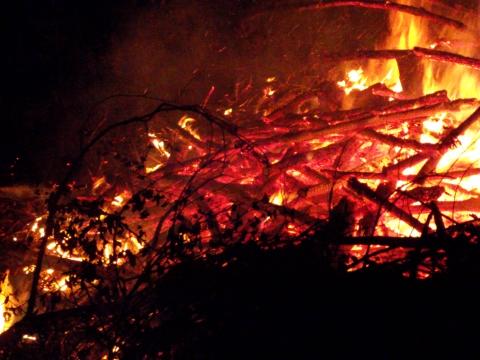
[
  {"left": 178, "top": 116, "right": 201, "bottom": 140},
  {"left": 0, "top": 272, "right": 15, "bottom": 333}
]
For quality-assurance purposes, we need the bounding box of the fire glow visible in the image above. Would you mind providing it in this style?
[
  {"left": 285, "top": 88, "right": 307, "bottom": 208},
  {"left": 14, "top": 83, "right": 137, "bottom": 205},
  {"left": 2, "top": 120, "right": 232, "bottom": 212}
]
[{"left": 2, "top": 0, "right": 480, "bottom": 339}]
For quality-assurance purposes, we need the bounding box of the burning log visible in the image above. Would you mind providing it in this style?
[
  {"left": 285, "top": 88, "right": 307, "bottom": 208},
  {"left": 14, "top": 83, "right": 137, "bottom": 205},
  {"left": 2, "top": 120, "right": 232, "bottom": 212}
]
[
  {"left": 315, "top": 90, "right": 449, "bottom": 124},
  {"left": 324, "top": 48, "right": 480, "bottom": 72},
  {"left": 409, "top": 198, "right": 480, "bottom": 214},
  {"left": 382, "top": 153, "right": 430, "bottom": 177},
  {"left": 249, "top": 0, "right": 466, "bottom": 29},
  {"left": 413, "top": 47, "right": 480, "bottom": 71},
  {"left": 339, "top": 235, "right": 444, "bottom": 248},
  {"left": 359, "top": 128, "right": 436, "bottom": 153},
  {"left": 256, "top": 99, "right": 477, "bottom": 146},
  {"left": 347, "top": 177, "right": 425, "bottom": 233},
  {"left": 396, "top": 53, "right": 424, "bottom": 97},
  {"left": 321, "top": 169, "right": 408, "bottom": 181}
]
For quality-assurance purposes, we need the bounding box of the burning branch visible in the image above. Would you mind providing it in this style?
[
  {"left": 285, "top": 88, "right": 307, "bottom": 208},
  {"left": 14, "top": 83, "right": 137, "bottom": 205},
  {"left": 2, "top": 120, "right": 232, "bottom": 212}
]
[
  {"left": 347, "top": 177, "right": 424, "bottom": 233},
  {"left": 412, "top": 47, "right": 480, "bottom": 71},
  {"left": 415, "top": 106, "right": 480, "bottom": 181},
  {"left": 256, "top": 98, "right": 477, "bottom": 146},
  {"left": 295, "top": 1, "right": 466, "bottom": 29},
  {"left": 249, "top": 0, "right": 466, "bottom": 29},
  {"left": 324, "top": 48, "right": 480, "bottom": 71}
]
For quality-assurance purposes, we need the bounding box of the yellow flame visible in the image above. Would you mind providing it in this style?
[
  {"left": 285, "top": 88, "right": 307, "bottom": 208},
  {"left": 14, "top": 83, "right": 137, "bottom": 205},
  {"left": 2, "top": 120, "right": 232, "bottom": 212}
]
[
  {"left": 178, "top": 116, "right": 201, "bottom": 140},
  {"left": 370, "top": 0, "right": 480, "bottom": 231},
  {"left": 146, "top": 133, "right": 171, "bottom": 173},
  {"left": 0, "top": 272, "right": 15, "bottom": 333},
  {"left": 338, "top": 64, "right": 403, "bottom": 103},
  {"left": 269, "top": 187, "right": 296, "bottom": 206},
  {"left": 263, "top": 86, "right": 276, "bottom": 97},
  {"left": 46, "top": 241, "right": 85, "bottom": 262},
  {"left": 269, "top": 191, "right": 284, "bottom": 206},
  {"left": 337, "top": 68, "right": 368, "bottom": 94},
  {"left": 111, "top": 190, "right": 131, "bottom": 208},
  {"left": 145, "top": 164, "right": 162, "bottom": 174}
]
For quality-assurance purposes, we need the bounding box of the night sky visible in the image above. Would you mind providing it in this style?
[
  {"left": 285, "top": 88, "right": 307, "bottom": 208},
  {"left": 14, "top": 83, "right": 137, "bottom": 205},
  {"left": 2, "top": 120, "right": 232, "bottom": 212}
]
[{"left": 1, "top": 0, "right": 133, "bottom": 184}]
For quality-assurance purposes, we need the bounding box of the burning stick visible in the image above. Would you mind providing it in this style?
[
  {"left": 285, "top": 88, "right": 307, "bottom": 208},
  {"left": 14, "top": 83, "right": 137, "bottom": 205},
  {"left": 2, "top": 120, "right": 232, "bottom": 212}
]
[
  {"left": 409, "top": 198, "right": 480, "bottom": 214},
  {"left": 359, "top": 128, "right": 437, "bottom": 153},
  {"left": 295, "top": 1, "right": 466, "bottom": 29},
  {"left": 347, "top": 177, "right": 424, "bottom": 233},
  {"left": 413, "top": 47, "right": 480, "bottom": 71},
  {"left": 324, "top": 48, "right": 480, "bottom": 71},
  {"left": 323, "top": 49, "right": 411, "bottom": 61},
  {"left": 415, "top": 106, "right": 480, "bottom": 182},
  {"left": 313, "top": 91, "right": 448, "bottom": 127},
  {"left": 318, "top": 168, "right": 480, "bottom": 185},
  {"left": 340, "top": 236, "right": 444, "bottom": 248},
  {"left": 324, "top": 90, "right": 448, "bottom": 122},
  {"left": 255, "top": 99, "right": 476, "bottom": 146},
  {"left": 382, "top": 153, "right": 430, "bottom": 178},
  {"left": 249, "top": 0, "right": 466, "bottom": 29}
]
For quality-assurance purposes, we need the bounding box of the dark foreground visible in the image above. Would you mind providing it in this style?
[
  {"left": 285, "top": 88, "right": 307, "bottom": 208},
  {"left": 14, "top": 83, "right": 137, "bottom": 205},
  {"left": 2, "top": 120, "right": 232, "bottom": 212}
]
[{"left": 2, "top": 238, "right": 480, "bottom": 359}]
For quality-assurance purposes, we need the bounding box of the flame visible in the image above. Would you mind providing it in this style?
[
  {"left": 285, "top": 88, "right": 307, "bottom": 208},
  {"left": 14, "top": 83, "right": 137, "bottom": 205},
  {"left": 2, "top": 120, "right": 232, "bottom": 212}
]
[
  {"left": 41, "top": 269, "right": 71, "bottom": 293},
  {"left": 338, "top": 64, "right": 403, "bottom": 101},
  {"left": 178, "top": 116, "right": 201, "bottom": 140},
  {"left": 420, "top": 112, "right": 448, "bottom": 144},
  {"left": 146, "top": 133, "right": 171, "bottom": 173},
  {"left": 47, "top": 241, "right": 85, "bottom": 263},
  {"left": 111, "top": 190, "right": 131, "bottom": 208},
  {"left": 359, "top": 0, "right": 480, "bottom": 233},
  {"left": 384, "top": 0, "right": 480, "bottom": 101},
  {"left": 269, "top": 186, "right": 296, "bottom": 206},
  {"left": 391, "top": 3, "right": 480, "bottom": 188},
  {"left": 286, "top": 223, "right": 300, "bottom": 236},
  {"left": 148, "top": 133, "right": 171, "bottom": 157},
  {"left": 263, "top": 86, "right": 276, "bottom": 97},
  {"left": 0, "top": 272, "right": 15, "bottom": 333},
  {"left": 337, "top": 68, "right": 368, "bottom": 95},
  {"left": 269, "top": 191, "right": 284, "bottom": 206}
]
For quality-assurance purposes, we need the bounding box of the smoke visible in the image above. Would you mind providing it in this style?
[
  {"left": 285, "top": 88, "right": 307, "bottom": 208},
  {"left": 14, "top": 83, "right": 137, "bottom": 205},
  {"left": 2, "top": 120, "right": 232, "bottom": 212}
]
[{"left": 3, "top": 0, "right": 388, "bottom": 184}]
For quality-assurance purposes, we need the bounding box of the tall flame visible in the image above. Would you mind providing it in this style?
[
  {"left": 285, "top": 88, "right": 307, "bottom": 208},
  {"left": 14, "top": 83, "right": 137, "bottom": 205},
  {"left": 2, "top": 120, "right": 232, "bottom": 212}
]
[{"left": 382, "top": 0, "right": 480, "bottom": 234}]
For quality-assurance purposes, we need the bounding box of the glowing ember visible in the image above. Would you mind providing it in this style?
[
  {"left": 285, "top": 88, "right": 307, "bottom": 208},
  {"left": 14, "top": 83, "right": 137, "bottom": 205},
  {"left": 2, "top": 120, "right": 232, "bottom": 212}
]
[
  {"left": 146, "top": 132, "right": 171, "bottom": 173},
  {"left": 269, "top": 191, "right": 284, "bottom": 206},
  {"left": 93, "top": 176, "right": 107, "bottom": 190},
  {"left": 178, "top": 115, "right": 201, "bottom": 140},
  {"left": 111, "top": 190, "right": 131, "bottom": 208},
  {"left": 264, "top": 86, "right": 276, "bottom": 97},
  {"left": 22, "top": 334, "right": 38, "bottom": 343}
]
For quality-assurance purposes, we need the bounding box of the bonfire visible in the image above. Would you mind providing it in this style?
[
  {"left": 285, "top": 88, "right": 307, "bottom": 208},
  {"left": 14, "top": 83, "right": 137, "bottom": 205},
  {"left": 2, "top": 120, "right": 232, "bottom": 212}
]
[{"left": 1, "top": 0, "right": 480, "bottom": 357}]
